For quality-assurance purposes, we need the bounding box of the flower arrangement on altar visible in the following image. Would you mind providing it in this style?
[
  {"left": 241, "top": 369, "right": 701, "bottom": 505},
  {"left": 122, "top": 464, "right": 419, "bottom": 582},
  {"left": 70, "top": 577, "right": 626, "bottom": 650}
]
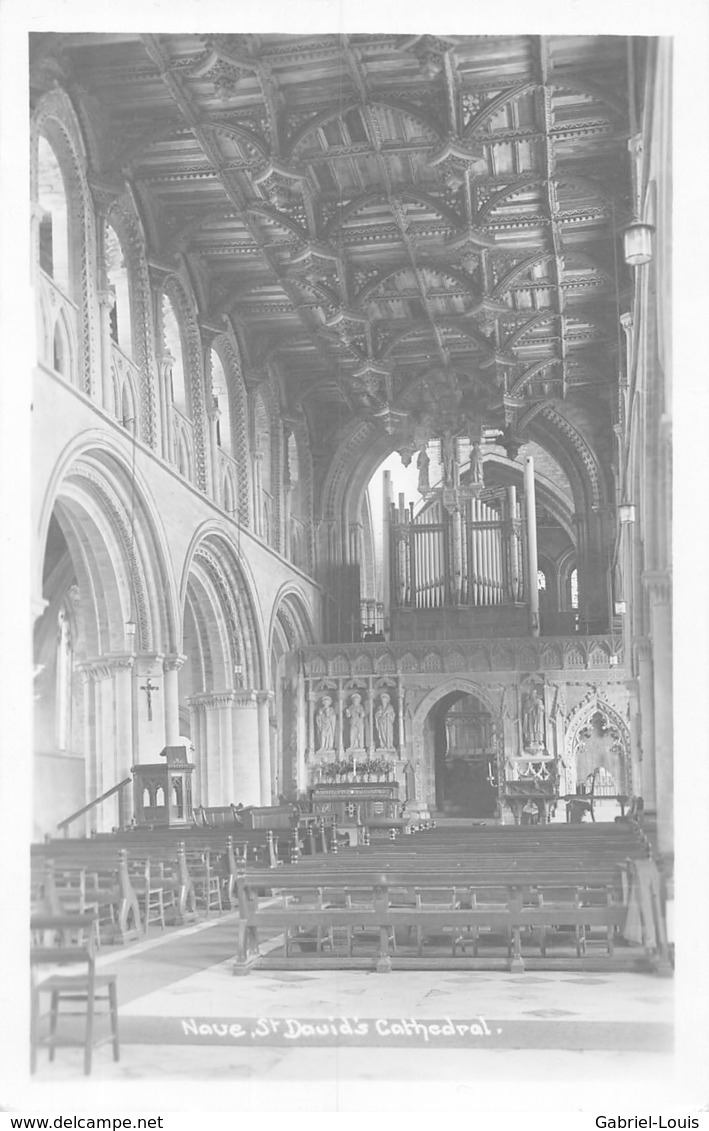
[{"left": 317, "top": 756, "right": 394, "bottom": 783}]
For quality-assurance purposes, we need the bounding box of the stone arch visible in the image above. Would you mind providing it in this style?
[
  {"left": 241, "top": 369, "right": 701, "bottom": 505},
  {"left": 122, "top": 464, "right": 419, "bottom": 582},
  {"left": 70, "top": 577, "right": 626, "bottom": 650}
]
[
  {"left": 213, "top": 333, "right": 252, "bottom": 526},
  {"left": 180, "top": 524, "right": 267, "bottom": 692},
  {"left": 411, "top": 678, "right": 502, "bottom": 810},
  {"left": 564, "top": 692, "right": 632, "bottom": 796},
  {"left": 32, "top": 86, "right": 99, "bottom": 397},
  {"left": 37, "top": 434, "right": 180, "bottom": 656},
  {"left": 106, "top": 191, "right": 160, "bottom": 448},
  {"left": 268, "top": 584, "right": 316, "bottom": 657}
]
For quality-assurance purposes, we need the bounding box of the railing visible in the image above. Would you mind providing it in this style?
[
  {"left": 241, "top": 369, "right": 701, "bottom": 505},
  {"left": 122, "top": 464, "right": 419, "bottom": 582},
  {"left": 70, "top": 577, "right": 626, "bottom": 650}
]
[{"left": 56, "top": 777, "right": 132, "bottom": 838}]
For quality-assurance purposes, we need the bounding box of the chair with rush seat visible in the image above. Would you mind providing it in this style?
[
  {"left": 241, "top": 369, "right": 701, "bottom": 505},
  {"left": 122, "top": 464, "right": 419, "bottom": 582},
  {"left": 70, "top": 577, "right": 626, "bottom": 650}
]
[{"left": 30, "top": 912, "right": 119, "bottom": 1075}]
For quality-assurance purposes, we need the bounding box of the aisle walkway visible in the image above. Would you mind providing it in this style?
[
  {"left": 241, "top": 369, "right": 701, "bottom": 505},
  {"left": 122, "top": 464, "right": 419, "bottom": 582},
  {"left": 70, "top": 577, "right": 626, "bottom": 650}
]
[{"left": 29, "top": 910, "right": 673, "bottom": 1090}]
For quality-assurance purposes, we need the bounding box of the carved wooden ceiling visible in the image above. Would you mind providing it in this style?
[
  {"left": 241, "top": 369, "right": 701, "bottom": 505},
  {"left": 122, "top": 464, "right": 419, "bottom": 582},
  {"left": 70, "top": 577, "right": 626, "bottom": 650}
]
[{"left": 32, "top": 33, "right": 636, "bottom": 470}]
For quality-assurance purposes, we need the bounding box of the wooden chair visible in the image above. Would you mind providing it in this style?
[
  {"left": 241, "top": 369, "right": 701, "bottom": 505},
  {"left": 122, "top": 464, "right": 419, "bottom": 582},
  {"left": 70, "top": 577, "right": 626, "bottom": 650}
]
[{"left": 30, "top": 913, "right": 119, "bottom": 1076}]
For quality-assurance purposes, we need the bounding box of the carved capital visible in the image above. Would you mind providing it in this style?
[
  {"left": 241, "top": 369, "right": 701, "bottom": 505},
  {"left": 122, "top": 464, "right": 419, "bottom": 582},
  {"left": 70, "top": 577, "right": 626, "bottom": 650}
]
[
  {"left": 79, "top": 653, "right": 135, "bottom": 681},
  {"left": 132, "top": 652, "right": 166, "bottom": 678},
  {"left": 163, "top": 653, "right": 187, "bottom": 673},
  {"left": 256, "top": 690, "right": 275, "bottom": 705},
  {"left": 232, "top": 689, "right": 259, "bottom": 710}
]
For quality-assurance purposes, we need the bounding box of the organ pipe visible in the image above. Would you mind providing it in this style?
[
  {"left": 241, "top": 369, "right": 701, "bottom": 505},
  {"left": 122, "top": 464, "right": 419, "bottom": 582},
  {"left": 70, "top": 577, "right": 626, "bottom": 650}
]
[{"left": 524, "top": 456, "right": 540, "bottom": 635}]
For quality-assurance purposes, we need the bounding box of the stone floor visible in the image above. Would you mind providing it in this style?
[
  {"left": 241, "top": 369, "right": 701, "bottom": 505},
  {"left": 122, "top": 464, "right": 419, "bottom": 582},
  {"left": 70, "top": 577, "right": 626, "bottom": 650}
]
[{"left": 14, "top": 909, "right": 698, "bottom": 1113}]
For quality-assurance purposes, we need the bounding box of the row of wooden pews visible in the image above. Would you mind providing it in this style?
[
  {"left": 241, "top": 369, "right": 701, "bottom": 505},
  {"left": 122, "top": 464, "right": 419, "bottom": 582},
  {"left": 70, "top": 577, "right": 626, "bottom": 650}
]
[
  {"left": 232, "top": 822, "right": 664, "bottom": 975},
  {"left": 31, "top": 803, "right": 337, "bottom": 944}
]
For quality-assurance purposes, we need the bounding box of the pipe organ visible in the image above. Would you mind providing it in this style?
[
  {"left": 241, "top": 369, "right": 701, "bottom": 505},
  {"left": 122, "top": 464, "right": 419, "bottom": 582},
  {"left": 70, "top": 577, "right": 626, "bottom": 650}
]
[{"left": 390, "top": 489, "right": 526, "bottom": 611}]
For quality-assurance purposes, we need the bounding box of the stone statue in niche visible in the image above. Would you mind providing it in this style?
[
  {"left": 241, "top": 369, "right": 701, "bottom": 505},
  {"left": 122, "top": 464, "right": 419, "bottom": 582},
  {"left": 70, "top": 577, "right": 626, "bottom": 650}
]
[
  {"left": 522, "top": 686, "right": 546, "bottom": 751},
  {"left": 345, "top": 692, "right": 366, "bottom": 750},
  {"left": 315, "top": 695, "right": 336, "bottom": 752},
  {"left": 375, "top": 692, "right": 396, "bottom": 750}
]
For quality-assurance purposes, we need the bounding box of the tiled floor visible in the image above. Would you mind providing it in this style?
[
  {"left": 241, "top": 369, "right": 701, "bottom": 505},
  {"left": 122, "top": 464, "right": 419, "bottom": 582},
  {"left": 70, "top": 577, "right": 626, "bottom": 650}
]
[{"left": 22, "top": 908, "right": 679, "bottom": 1105}]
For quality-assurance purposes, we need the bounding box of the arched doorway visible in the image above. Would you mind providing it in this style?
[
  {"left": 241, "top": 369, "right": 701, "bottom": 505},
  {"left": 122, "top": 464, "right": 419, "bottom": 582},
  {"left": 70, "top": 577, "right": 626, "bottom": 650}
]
[{"left": 427, "top": 691, "right": 498, "bottom": 817}]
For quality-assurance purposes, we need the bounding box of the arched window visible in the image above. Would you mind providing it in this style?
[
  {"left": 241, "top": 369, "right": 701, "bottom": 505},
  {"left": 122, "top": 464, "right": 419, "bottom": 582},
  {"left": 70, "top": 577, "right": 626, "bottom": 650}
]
[
  {"left": 211, "top": 350, "right": 232, "bottom": 455},
  {"left": 570, "top": 567, "right": 579, "bottom": 610},
  {"left": 105, "top": 224, "right": 133, "bottom": 356},
  {"left": 37, "top": 136, "right": 70, "bottom": 294},
  {"left": 162, "top": 294, "right": 188, "bottom": 416}
]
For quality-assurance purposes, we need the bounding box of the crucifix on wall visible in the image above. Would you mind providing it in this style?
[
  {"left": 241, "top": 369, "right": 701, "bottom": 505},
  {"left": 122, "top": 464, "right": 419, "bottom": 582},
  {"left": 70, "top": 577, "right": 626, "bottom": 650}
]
[{"left": 141, "top": 678, "right": 159, "bottom": 722}]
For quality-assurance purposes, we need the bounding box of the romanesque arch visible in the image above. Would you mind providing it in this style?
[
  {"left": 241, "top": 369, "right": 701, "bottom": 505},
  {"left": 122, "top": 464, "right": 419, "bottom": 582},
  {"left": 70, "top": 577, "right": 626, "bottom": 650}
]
[
  {"left": 32, "top": 87, "right": 99, "bottom": 398},
  {"left": 179, "top": 525, "right": 269, "bottom": 806}
]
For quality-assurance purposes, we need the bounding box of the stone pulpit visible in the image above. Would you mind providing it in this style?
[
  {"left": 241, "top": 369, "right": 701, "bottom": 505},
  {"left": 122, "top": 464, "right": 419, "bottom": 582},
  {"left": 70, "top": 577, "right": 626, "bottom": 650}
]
[{"left": 132, "top": 746, "right": 195, "bottom": 827}]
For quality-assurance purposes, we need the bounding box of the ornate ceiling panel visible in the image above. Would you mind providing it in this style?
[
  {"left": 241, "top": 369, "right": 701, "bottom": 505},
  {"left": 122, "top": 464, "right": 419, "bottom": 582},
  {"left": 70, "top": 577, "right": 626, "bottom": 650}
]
[{"left": 33, "top": 32, "right": 635, "bottom": 483}]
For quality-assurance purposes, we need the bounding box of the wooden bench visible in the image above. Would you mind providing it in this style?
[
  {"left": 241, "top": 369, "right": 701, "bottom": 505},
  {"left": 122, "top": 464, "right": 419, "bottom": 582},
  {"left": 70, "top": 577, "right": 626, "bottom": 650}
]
[{"left": 233, "top": 868, "right": 631, "bottom": 975}]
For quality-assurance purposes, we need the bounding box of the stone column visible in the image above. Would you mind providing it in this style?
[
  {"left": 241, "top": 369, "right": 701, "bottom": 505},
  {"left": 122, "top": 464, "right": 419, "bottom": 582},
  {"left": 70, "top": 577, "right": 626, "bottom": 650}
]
[
  {"left": 252, "top": 451, "right": 264, "bottom": 537},
  {"left": 336, "top": 686, "right": 345, "bottom": 756},
  {"left": 643, "top": 572, "right": 672, "bottom": 856},
  {"left": 348, "top": 521, "right": 363, "bottom": 565},
  {"left": 306, "top": 688, "right": 316, "bottom": 759},
  {"left": 163, "top": 654, "right": 186, "bottom": 747},
  {"left": 283, "top": 428, "right": 293, "bottom": 561},
  {"left": 187, "top": 697, "right": 207, "bottom": 804},
  {"left": 207, "top": 396, "right": 222, "bottom": 503},
  {"left": 189, "top": 691, "right": 237, "bottom": 804},
  {"left": 296, "top": 665, "right": 307, "bottom": 793},
  {"left": 232, "top": 690, "right": 261, "bottom": 805},
  {"left": 396, "top": 680, "right": 405, "bottom": 751},
  {"left": 257, "top": 690, "right": 274, "bottom": 804},
  {"left": 367, "top": 683, "right": 375, "bottom": 755},
  {"left": 216, "top": 692, "right": 236, "bottom": 802},
  {"left": 157, "top": 352, "right": 175, "bottom": 464},
  {"left": 94, "top": 214, "right": 116, "bottom": 415},
  {"left": 78, "top": 662, "right": 105, "bottom": 831},
  {"left": 78, "top": 657, "right": 131, "bottom": 833},
  {"left": 112, "top": 655, "right": 135, "bottom": 827}
]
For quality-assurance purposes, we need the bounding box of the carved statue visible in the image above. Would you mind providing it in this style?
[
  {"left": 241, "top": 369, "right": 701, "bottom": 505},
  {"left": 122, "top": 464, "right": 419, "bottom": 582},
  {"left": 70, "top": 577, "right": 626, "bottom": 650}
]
[
  {"left": 441, "top": 431, "right": 457, "bottom": 487},
  {"left": 417, "top": 448, "right": 430, "bottom": 492},
  {"left": 375, "top": 692, "right": 396, "bottom": 750},
  {"left": 315, "top": 695, "right": 337, "bottom": 751},
  {"left": 345, "top": 692, "right": 366, "bottom": 750},
  {"left": 522, "top": 687, "right": 546, "bottom": 749},
  {"left": 470, "top": 440, "right": 484, "bottom": 484}
]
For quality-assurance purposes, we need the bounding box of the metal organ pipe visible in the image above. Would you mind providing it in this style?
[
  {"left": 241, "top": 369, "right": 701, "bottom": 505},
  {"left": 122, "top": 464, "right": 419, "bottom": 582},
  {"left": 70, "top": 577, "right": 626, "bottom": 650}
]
[{"left": 524, "top": 455, "right": 540, "bottom": 635}]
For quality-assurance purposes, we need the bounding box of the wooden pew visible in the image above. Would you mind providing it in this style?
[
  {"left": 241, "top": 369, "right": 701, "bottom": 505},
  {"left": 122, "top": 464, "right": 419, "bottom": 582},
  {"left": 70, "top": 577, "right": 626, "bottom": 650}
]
[{"left": 233, "top": 867, "right": 631, "bottom": 975}]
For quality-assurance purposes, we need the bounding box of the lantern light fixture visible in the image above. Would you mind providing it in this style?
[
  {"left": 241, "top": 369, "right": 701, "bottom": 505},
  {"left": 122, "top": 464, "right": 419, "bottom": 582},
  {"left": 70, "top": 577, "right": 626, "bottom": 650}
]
[{"left": 622, "top": 221, "right": 654, "bottom": 267}]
